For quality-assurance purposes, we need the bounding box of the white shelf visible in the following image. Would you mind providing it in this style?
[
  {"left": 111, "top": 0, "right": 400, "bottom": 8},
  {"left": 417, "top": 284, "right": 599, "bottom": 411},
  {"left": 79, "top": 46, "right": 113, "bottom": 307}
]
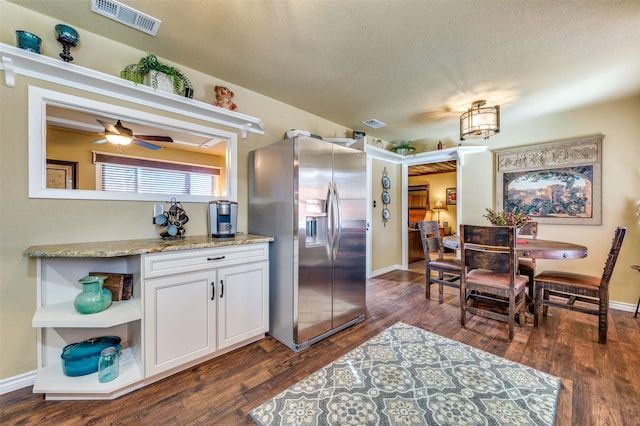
[
  {"left": 32, "top": 299, "right": 141, "bottom": 328},
  {"left": 32, "top": 347, "right": 143, "bottom": 400},
  {"left": 0, "top": 43, "right": 265, "bottom": 138},
  {"left": 365, "top": 143, "right": 487, "bottom": 165}
]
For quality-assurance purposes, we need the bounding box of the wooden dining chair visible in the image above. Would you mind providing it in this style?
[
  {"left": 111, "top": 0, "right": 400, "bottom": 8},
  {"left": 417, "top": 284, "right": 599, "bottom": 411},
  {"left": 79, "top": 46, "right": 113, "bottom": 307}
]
[
  {"left": 418, "top": 221, "right": 461, "bottom": 302},
  {"left": 460, "top": 225, "right": 528, "bottom": 340},
  {"left": 517, "top": 221, "right": 538, "bottom": 299},
  {"left": 534, "top": 227, "right": 627, "bottom": 344}
]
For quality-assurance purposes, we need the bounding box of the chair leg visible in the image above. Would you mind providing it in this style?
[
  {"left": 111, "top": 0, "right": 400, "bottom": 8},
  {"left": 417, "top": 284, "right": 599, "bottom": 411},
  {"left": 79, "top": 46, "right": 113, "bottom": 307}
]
[
  {"left": 518, "top": 294, "right": 525, "bottom": 327},
  {"left": 438, "top": 282, "right": 444, "bottom": 303},
  {"left": 425, "top": 267, "right": 431, "bottom": 299},
  {"left": 460, "top": 290, "right": 467, "bottom": 327},
  {"left": 598, "top": 294, "right": 608, "bottom": 344},
  {"left": 508, "top": 293, "right": 515, "bottom": 341},
  {"left": 533, "top": 283, "right": 541, "bottom": 327}
]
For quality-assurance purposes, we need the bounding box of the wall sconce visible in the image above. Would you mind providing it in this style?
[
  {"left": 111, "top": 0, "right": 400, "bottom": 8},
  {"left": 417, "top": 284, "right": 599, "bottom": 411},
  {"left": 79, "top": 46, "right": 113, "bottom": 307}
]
[
  {"left": 432, "top": 200, "right": 447, "bottom": 226},
  {"left": 460, "top": 100, "right": 500, "bottom": 141}
]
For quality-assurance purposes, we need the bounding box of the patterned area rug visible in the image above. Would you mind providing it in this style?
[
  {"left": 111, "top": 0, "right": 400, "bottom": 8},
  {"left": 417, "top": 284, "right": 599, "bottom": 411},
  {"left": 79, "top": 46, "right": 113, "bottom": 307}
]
[{"left": 250, "top": 322, "right": 560, "bottom": 426}]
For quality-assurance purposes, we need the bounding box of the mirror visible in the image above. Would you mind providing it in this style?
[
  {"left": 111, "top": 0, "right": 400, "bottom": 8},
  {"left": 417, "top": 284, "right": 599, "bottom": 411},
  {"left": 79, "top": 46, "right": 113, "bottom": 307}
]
[{"left": 29, "top": 86, "right": 238, "bottom": 202}]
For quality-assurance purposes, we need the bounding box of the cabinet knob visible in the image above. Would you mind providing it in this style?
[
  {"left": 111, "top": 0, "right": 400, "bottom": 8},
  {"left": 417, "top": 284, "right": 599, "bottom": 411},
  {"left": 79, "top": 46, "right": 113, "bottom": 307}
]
[
  {"left": 211, "top": 282, "right": 215, "bottom": 300},
  {"left": 220, "top": 280, "right": 224, "bottom": 298}
]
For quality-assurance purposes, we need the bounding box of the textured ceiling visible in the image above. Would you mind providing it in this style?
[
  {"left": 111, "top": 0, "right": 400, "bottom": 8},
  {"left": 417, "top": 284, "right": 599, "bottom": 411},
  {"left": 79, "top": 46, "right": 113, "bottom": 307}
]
[{"left": 9, "top": 0, "right": 640, "bottom": 143}]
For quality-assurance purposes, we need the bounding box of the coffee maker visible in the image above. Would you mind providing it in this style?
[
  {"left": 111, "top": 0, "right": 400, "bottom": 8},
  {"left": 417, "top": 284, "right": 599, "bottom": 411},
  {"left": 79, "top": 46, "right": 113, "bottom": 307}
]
[{"left": 208, "top": 200, "right": 238, "bottom": 238}]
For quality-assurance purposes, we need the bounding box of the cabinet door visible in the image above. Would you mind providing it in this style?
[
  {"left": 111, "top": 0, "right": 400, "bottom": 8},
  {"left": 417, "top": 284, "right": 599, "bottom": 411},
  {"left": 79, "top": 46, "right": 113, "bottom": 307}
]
[
  {"left": 217, "top": 261, "right": 269, "bottom": 349},
  {"left": 144, "top": 270, "right": 216, "bottom": 377}
]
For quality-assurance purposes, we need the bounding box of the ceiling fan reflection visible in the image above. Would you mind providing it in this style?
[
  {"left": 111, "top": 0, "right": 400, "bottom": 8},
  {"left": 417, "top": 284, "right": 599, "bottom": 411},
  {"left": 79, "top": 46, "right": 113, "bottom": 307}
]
[{"left": 91, "top": 119, "right": 173, "bottom": 150}]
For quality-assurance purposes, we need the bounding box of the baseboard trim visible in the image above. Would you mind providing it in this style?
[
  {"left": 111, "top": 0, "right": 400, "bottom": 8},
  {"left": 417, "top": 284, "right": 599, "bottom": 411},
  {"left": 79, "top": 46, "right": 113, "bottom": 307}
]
[
  {"left": 610, "top": 300, "right": 637, "bottom": 313},
  {"left": 0, "top": 370, "right": 36, "bottom": 395},
  {"left": 369, "top": 264, "right": 401, "bottom": 277}
]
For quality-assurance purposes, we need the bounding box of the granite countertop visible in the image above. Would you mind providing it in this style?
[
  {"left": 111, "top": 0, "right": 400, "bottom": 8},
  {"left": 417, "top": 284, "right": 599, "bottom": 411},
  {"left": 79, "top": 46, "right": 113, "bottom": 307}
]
[{"left": 23, "top": 234, "right": 274, "bottom": 258}]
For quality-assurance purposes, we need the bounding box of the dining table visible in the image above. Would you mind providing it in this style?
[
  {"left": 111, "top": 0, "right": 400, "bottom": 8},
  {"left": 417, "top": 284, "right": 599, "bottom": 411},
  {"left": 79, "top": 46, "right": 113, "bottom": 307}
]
[
  {"left": 442, "top": 235, "right": 588, "bottom": 260},
  {"left": 443, "top": 234, "right": 588, "bottom": 314}
]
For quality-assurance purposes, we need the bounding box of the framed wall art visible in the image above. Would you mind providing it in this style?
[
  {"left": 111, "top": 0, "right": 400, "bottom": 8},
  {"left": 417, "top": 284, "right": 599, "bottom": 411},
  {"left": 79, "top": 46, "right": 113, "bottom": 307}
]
[
  {"left": 46, "top": 159, "right": 77, "bottom": 189},
  {"left": 446, "top": 187, "right": 457, "bottom": 205},
  {"left": 494, "top": 135, "right": 602, "bottom": 225}
]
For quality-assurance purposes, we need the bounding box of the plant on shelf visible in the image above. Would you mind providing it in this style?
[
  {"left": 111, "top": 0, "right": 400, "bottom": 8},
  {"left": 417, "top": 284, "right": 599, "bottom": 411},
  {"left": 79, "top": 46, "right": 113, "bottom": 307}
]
[
  {"left": 483, "top": 208, "right": 531, "bottom": 228},
  {"left": 120, "top": 54, "right": 193, "bottom": 96},
  {"left": 390, "top": 140, "right": 416, "bottom": 155}
]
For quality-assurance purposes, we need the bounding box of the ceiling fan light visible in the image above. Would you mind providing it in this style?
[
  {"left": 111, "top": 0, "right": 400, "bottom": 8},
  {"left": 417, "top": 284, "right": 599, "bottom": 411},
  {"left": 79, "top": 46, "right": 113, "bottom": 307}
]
[
  {"left": 460, "top": 100, "right": 500, "bottom": 141},
  {"left": 105, "top": 133, "right": 132, "bottom": 145}
]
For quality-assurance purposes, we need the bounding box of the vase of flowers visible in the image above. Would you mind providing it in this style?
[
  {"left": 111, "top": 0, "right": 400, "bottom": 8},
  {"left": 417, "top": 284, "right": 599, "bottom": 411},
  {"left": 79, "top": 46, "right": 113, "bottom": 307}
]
[{"left": 483, "top": 208, "right": 531, "bottom": 228}]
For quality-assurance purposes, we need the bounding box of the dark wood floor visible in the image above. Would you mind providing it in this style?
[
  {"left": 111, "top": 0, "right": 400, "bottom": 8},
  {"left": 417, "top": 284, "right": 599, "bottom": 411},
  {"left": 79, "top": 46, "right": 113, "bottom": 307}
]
[{"left": 2, "top": 267, "right": 639, "bottom": 425}]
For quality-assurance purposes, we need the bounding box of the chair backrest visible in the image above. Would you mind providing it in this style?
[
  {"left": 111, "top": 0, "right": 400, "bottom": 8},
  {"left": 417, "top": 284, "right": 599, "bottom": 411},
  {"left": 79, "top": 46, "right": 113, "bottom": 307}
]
[
  {"left": 600, "top": 227, "right": 627, "bottom": 288},
  {"left": 460, "top": 225, "right": 517, "bottom": 277},
  {"left": 418, "top": 221, "right": 443, "bottom": 260},
  {"left": 518, "top": 221, "right": 538, "bottom": 238}
]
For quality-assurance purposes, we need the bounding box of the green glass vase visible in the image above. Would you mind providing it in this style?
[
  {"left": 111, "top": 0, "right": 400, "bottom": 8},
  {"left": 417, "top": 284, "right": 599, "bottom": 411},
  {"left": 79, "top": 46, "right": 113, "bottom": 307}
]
[{"left": 74, "top": 276, "right": 112, "bottom": 314}]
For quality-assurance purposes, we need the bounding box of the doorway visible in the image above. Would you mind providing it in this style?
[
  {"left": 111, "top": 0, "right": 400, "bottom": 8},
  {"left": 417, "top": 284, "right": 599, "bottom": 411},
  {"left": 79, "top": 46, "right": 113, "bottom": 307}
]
[{"left": 406, "top": 160, "right": 457, "bottom": 270}]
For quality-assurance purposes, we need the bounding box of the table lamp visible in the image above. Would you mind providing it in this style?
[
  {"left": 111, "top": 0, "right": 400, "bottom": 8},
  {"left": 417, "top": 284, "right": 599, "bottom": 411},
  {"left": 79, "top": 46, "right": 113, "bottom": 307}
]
[{"left": 432, "top": 200, "right": 447, "bottom": 226}]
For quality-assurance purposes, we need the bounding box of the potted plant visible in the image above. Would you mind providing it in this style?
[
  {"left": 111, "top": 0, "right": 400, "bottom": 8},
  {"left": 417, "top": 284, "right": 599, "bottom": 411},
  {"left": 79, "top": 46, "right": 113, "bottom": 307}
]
[
  {"left": 483, "top": 208, "right": 531, "bottom": 228},
  {"left": 120, "top": 54, "right": 193, "bottom": 96},
  {"left": 390, "top": 140, "right": 416, "bottom": 155}
]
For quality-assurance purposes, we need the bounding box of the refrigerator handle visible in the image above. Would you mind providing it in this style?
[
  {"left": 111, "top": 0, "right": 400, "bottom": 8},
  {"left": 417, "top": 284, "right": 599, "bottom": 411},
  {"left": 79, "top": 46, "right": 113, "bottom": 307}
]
[
  {"left": 326, "top": 183, "right": 334, "bottom": 260},
  {"left": 332, "top": 182, "right": 342, "bottom": 260}
]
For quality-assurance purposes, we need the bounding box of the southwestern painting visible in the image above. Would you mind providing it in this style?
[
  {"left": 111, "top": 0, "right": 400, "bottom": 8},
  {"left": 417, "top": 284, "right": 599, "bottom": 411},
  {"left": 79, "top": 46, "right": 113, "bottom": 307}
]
[{"left": 495, "top": 135, "right": 602, "bottom": 225}]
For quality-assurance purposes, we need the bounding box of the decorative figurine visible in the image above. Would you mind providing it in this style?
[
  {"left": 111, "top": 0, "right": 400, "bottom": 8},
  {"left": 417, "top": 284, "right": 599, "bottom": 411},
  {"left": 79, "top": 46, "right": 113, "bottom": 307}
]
[
  {"left": 55, "top": 24, "right": 79, "bottom": 62},
  {"left": 212, "top": 85, "right": 237, "bottom": 111}
]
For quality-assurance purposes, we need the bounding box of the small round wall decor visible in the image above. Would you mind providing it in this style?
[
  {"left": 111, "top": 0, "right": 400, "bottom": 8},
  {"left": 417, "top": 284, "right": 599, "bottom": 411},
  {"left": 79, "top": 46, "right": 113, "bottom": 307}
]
[
  {"left": 381, "top": 191, "right": 391, "bottom": 205},
  {"left": 381, "top": 167, "right": 391, "bottom": 226}
]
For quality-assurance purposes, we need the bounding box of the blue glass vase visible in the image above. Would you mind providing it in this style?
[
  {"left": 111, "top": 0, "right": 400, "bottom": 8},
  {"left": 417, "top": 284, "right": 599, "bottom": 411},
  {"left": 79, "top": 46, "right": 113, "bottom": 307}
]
[
  {"left": 55, "top": 24, "right": 79, "bottom": 62},
  {"left": 15, "top": 30, "right": 42, "bottom": 53},
  {"left": 74, "top": 276, "right": 112, "bottom": 314}
]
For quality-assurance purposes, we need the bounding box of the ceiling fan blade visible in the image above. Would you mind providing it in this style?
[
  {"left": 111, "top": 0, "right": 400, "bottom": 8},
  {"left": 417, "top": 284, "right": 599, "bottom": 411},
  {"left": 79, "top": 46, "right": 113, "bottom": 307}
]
[
  {"left": 134, "top": 135, "right": 174, "bottom": 142},
  {"left": 133, "top": 139, "right": 161, "bottom": 150},
  {"left": 114, "top": 120, "right": 134, "bottom": 137},
  {"left": 96, "top": 119, "right": 119, "bottom": 134},
  {"left": 91, "top": 138, "right": 108, "bottom": 144}
]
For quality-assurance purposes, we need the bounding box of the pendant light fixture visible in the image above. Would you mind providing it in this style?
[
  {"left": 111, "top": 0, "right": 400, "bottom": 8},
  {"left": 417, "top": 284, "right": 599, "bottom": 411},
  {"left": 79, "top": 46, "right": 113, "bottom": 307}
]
[{"left": 460, "top": 100, "right": 500, "bottom": 141}]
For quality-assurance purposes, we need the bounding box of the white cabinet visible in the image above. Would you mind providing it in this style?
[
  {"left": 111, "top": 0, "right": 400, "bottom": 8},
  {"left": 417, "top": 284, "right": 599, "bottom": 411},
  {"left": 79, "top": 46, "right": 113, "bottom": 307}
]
[
  {"left": 31, "top": 256, "right": 144, "bottom": 400},
  {"left": 217, "top": 262, "right": 269, "bottom": 349},
  {"left": 143, "top": 270, "right": 216, "bottom": 377},
  {"left": 27, "top": 236, "right": 271, "bottom": 400},
  {"left": 142, "top": 243, "right": 269, "bottom": 378}
]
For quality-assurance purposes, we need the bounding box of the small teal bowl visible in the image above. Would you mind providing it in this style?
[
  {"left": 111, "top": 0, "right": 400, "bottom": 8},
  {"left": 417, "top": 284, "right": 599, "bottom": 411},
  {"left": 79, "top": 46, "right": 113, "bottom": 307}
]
[
  {"left": 55, "top": 24, "right": 80, "bottom": 46},
  {"left": 15, "top": 30, "right": 42, "bottom": 53}
]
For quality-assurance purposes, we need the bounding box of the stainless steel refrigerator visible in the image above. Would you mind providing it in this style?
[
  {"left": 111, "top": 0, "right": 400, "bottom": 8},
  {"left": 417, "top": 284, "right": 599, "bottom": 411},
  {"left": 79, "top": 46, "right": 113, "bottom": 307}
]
[{"left": 249, "top": 135, "right": 366, "bottom": 351}]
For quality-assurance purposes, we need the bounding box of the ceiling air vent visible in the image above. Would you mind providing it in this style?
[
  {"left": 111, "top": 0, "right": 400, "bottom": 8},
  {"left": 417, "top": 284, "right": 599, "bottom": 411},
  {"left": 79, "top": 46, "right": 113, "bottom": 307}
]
[
  {"left": 361, "top": 118, "right": 386, "bottom": 129},
  {"left": 91, "top": 0, "right": 161, "bottom": 36}
]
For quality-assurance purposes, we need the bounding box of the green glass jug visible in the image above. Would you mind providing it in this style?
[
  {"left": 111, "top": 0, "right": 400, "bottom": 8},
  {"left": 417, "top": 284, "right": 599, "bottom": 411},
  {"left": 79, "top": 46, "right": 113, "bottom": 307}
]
[{"left": 74, "top": 276, "right": 112, "bottom": 314}]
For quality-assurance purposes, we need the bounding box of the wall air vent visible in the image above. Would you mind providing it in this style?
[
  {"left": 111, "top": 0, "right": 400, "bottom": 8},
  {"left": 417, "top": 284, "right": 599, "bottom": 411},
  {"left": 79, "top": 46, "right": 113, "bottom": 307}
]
[
  {"left": 91, "top": 0, "right": 161, "bottom": 36},
  {"left": 361, "top": 118, "right": 386, "bottom": 129}
]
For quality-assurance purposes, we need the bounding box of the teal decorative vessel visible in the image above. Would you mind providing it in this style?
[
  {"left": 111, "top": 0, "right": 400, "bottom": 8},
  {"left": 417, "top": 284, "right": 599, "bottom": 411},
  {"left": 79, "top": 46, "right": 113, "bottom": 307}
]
[
  {"left": 74, "top": 276, "right": 112, "bottom": 314},
  {"left": 54, "top": 24, "right": 79, "bottom": 62},
  {"left": 15, "top": 30, "right": 42, "bottom": 53}
]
